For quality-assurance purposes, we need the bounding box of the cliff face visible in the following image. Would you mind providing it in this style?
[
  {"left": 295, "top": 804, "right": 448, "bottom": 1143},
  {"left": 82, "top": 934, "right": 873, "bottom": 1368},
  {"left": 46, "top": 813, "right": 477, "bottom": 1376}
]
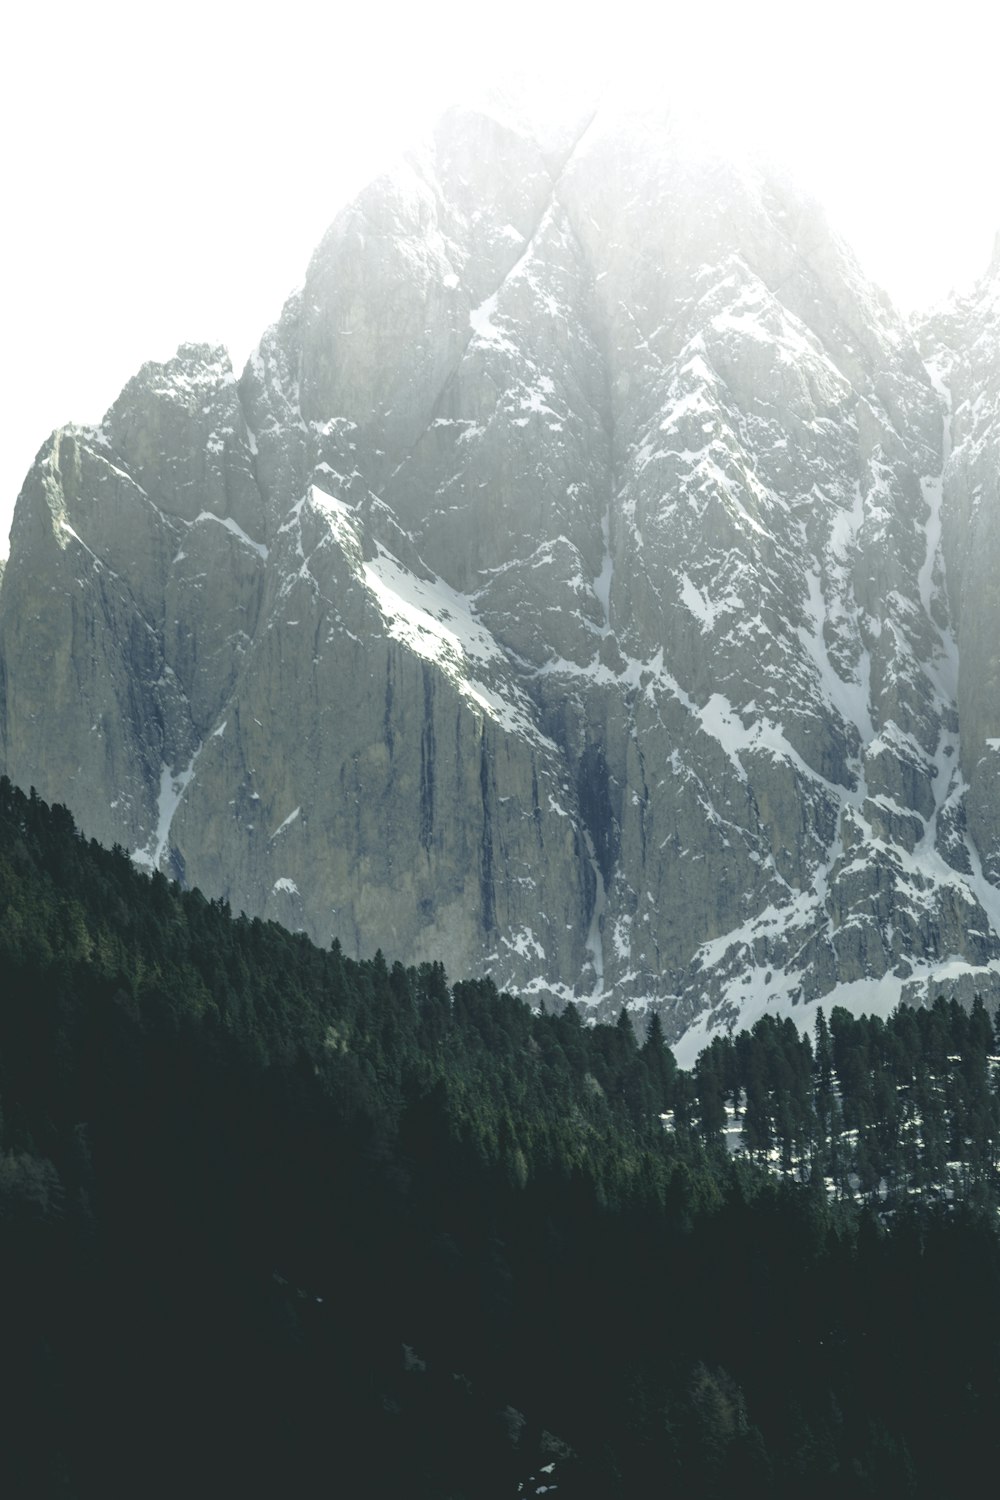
[
  {"left": 921, "top": 254, "right": 1000, "bottom": 887},
  {"left": 3, "top": 101, "right": 1000, "bottom": 1046}
]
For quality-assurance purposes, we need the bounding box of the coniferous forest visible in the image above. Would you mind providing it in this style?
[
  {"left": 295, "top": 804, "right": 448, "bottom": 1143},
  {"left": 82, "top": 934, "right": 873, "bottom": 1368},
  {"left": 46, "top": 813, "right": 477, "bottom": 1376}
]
[{"left": 2, "top": 777, "right": 1000, "bottom": 1497}]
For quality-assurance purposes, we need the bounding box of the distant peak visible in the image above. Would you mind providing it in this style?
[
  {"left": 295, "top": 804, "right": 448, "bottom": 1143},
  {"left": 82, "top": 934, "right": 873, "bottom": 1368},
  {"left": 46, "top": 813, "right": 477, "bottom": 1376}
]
[{"left": 172, "top": 341, "right": 233, "bottom": 372}]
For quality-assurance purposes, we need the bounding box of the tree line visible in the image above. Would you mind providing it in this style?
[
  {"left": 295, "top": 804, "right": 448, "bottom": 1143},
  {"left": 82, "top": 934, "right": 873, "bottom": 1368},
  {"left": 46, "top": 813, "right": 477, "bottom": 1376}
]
[{"left": 684, "top": 1000, "right": 1000, "bottom": 1208}]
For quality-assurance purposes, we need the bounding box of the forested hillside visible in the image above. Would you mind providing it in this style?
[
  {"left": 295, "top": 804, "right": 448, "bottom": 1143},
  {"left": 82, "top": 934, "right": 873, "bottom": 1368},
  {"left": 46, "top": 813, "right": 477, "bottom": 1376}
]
[
  {"left": 683, "top": 1000, "right": 1000, "bottom": 1207},
  {"left": 2, "top": 777, "right": 1000, "bottom": 1498}
]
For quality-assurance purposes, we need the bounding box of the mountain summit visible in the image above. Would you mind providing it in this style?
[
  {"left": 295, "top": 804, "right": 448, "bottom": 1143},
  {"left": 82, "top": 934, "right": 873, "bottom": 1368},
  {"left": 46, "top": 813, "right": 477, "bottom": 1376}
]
[{"left": 3, "top": 101, "right": 998, "bottom": 1049}]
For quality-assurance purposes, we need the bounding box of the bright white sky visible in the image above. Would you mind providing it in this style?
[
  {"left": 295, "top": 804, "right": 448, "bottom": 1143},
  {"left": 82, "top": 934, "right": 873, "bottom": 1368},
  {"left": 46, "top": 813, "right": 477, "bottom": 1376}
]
[{"left": 2, "top": 0, "right": 998, "bottom": 554}]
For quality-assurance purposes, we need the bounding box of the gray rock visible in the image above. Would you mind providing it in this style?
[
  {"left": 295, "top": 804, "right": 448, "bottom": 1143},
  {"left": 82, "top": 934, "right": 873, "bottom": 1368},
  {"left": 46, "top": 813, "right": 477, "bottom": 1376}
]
[{"left": 3, "top": 100, "right": 1000, "bottom": 1050}]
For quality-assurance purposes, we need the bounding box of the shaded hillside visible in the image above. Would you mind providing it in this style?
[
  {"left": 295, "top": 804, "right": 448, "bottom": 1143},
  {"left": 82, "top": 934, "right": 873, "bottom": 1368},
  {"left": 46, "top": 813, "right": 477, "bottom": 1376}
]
[{"left": 2, "top": 777, "right": 1000, "bottom": 1497}]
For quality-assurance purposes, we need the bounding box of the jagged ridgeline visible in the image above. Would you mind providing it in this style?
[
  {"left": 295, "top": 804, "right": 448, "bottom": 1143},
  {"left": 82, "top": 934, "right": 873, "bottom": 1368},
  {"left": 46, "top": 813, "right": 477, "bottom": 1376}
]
[
  {"left": 3, "top": 778, "right": 1000, "bottom": 1497},
  {"left": 4, "top": 100, "right": 1000, "bottom": 1048}
]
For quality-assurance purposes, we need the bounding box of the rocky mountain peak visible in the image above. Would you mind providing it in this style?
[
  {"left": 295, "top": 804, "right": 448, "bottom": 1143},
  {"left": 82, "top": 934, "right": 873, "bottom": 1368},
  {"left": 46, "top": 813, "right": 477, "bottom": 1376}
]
[{"left": 3, "top": 110, "right": 1000, "bottom": 1053}]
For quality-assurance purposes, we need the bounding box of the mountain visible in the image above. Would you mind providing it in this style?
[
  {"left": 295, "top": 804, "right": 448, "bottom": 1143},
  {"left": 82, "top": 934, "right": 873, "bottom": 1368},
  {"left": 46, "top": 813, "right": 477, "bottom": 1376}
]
[{"left": 3, "top": 98, "right": 999, "bottom": 1048}]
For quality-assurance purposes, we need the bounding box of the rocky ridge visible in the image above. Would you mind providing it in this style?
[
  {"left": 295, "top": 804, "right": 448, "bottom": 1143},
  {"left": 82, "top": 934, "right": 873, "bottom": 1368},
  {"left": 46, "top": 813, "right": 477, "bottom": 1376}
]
[{"left": 3, "top": 100, "right": 1000, "bottom": 1052}]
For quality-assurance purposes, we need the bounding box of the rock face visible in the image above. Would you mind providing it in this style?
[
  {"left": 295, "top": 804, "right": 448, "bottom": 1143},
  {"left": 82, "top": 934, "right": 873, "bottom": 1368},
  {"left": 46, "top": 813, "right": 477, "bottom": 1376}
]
[{"left": 4, "top": 100, "right": 1000, "bottom": 1049}]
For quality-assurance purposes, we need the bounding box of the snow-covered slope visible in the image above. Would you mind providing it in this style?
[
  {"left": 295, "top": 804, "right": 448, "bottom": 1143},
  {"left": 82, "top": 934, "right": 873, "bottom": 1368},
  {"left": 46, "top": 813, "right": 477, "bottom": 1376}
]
[{"left": 3, "top": 101, "right": 1000, "bottom": 1048}]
